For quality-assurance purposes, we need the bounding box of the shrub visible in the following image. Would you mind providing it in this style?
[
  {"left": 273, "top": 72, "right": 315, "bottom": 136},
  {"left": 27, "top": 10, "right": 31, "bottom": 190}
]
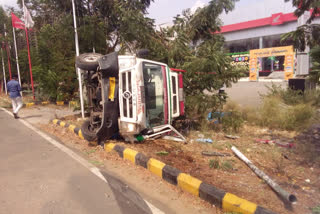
[
  {"left": 256, "top": 97, "right": 315, "bottom": 130},
  {"left": 221, "top": 101, "right": 244, "bottom": 133}
]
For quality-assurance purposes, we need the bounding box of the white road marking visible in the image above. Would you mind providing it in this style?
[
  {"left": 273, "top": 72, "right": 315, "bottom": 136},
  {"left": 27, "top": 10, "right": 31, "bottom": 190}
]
[{"left": 1, "top": 107, "right": 164, "bottom": 214}]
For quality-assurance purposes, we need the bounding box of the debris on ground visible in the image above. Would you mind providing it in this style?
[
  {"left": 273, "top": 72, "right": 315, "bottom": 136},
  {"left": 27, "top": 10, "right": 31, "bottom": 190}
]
[
  {"left": 232, "top": 146, "right": 297, "bottom": 203},
  {"left": 225, "top": 134, "right": 240, "bottom": 139},
  {"left": 255, "top": 139, "right": 295, "bottom": 148},
  {"left": 162, "top": 136, "right": 185, "bottom": 142},
  {"left": 34, "top": 104, "right": 320, "bottom": 214},
  {"left": 156, "top": 151, "right": 169, "bottom": 156},
  {"left": 196, "top": 138, "right": 213, "bottom": 144},
  {"left": 201, "top": 151, "right": 231, "bottom": 157}
]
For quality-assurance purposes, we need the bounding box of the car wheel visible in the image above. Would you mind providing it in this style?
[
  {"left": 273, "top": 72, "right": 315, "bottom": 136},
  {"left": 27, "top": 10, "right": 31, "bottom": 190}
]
[
  {"left": 76, "top": 53, "right": 103, "bottom": 71},
  {"left": 81, "top": 120, "right": 98, "bottom": 141}
]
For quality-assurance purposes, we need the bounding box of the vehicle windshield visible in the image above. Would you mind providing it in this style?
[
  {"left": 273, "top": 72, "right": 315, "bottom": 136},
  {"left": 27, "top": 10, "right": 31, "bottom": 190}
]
[{"left": 143, "top": 63, "right": 165, "bottom": 128}]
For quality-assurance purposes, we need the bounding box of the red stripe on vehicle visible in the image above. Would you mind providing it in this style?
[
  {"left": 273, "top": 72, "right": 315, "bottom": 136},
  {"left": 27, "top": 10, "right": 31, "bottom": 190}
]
[
  {"left": 178, "top": 73, "right": 184, "bottom": 116},
  {"left": 162, "top": 66, "right": 169, "bottom": 124}
]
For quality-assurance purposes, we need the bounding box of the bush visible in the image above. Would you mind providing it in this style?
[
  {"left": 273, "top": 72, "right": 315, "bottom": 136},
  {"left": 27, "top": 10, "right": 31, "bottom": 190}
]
[
  {"left": 221, "top": 101, "right": 244, "bottom": 133},
  {"left": 255, "top": 96, "right": 316, "bottom": 130},
  {"left": 264, "top": 83, "right": 320, "bottom": 107}
]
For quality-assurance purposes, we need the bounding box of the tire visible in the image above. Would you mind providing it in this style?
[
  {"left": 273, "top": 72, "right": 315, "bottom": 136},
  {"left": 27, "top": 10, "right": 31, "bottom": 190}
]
[
  {"left": 76, "top": 53, "right": 103, "bottom": 71},
  {"left": 81, "top": 120, "right": 98, "bottom": 141}
]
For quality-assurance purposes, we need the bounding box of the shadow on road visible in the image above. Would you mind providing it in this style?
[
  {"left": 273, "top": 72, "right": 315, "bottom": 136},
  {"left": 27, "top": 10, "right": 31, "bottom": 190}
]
[{"left": 101, "top": 171, "right": 154, "bottom": 214}]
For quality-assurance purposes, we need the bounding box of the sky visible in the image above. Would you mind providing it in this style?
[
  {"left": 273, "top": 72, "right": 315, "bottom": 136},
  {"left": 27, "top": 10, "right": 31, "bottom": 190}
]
[
  {"left": 0, "top": 0, "right": 18, "bottom": 9},
  {"left": 147, "top": 0, "right": 257, "bottom": 25},
  {"left": 0, "top": 0, "right": 295, "bottom": 26}
]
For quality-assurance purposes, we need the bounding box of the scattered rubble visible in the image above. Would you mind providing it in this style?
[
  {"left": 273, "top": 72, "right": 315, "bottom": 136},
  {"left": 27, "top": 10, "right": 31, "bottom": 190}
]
[{"left": 225, "top": 135, "right": 240, "bottom": 139}]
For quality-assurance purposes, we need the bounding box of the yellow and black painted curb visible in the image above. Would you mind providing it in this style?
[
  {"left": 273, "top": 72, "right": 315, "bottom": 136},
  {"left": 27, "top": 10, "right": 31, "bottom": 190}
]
[
  {"left": 52, "top": 119, "right": 84, "bottom": 140},
  {"left": 24, "top": 101, "right": 78, "bottom": 108},
  {"left": 51, "top": 119, "right": 276, "bottom": 214}
]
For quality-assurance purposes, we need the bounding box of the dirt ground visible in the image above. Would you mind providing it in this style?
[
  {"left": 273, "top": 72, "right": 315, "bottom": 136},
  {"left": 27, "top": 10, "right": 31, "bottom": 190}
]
[
  {"left": 1, "top": 94, "right": 319, "bottom": 214},
  {"left": 59, "top": 117, "right": 320, "bottom": 214},
  {"left": 39, "top": 123, "right": 217, "bottom": 214}
]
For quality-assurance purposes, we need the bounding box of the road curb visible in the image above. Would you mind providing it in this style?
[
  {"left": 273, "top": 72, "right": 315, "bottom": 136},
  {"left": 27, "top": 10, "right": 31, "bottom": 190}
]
[{"left": 51, "top": 119, "right": 276, "bottom": 214}]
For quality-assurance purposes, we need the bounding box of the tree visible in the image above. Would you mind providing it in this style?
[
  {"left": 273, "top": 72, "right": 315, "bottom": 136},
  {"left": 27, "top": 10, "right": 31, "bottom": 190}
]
[
  {"left": 282, "top": 0, "right": 320, "bottom": 50},
  {"left": 147, "top": 0, "right": 244, "bottom": 119},
  {"left": 283, "top": 0, "right": 320, "bottom": 84},
  {"left": 10, "top": 0, "right": 157, "bottom": 100}
]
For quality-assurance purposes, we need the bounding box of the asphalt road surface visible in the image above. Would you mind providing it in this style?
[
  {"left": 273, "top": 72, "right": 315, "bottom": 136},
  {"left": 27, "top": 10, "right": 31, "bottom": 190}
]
[
  {"left": 225, "top": 80, "right": 287, "bottom": 107},
  {"left": 0, "top": 108, "right": 161, "bottom": 214}
]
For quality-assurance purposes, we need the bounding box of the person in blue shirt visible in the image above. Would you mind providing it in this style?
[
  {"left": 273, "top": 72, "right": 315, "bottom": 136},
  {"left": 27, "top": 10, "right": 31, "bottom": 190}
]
[{"left": 7, "top": 75, "right": 23, "bottom": 119}]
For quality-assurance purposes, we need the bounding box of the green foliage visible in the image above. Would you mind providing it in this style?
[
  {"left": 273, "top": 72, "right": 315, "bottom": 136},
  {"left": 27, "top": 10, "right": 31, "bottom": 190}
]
[
  {"left": 264, "top": 84, "right": 320, "bottom": 107},
  {"left": 310, "top": 46, "right": 320, "bottom": 84},
  {"left": 259, "top": 97, "right": 315, "bottom": 130},
  {"left": 282, "top": 0, "right": 320, "bottom": 51},
  {"left": 312, "top": 205, "right": 320, "bottom": 214},
  {"left": 209, "top": 159, "right": 219, "bottom": 169},
  {"left": 221, "top": 111, "right": 244, "bottom": 133},
  {"left": 156, "top": 0, "right": 243, "bottom": 123},
  {"left": 209, "top": 159, "right": 234, "bottom": 171},
  {"left": 285, "top": 0, "right": 320, "bottom": 24},
  {"left": 1, "top": 0, "right": 242, "bottom": 108},
  {"left": 244, "top": 85, "right": 318, "bottom": 130},
  {"left": 156, "top": 151, "right": 169, "bottom": 156}
]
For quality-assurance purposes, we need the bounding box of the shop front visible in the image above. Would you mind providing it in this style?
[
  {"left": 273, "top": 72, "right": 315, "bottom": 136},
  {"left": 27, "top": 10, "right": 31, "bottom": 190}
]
[{"left": 249, "top": 46, "right": 294, "bottom": 81}]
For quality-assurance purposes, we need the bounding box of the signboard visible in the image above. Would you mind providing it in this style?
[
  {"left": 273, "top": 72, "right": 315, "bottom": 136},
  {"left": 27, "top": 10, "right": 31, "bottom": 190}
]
[
  {"left": 249, "top": 46, "right": 294, "bottom": 81},
  {"left": 229, "top": 52, "right": 250, "bottom": 67},
  {"left": 284, "top": 53, "right": 294, "bottom": 80}
]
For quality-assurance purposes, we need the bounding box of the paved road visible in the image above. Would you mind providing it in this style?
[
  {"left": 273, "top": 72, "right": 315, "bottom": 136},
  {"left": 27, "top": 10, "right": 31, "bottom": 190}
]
[
  {"left": 0, "top": 108, "right": 158, "bottom": 214},
  {"left": 225, "top": 80, "right": 287, "bottom": 107}
]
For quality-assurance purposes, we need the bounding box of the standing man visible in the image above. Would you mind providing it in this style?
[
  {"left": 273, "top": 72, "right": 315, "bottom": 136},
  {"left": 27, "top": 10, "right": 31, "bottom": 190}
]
[{"left": 7, "top": 74, "right": 23, "bottom": 119}]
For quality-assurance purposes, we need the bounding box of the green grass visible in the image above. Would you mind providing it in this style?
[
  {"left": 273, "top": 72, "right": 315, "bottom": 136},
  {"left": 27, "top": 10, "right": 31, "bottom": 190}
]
[
  {"left": 89, "top": 160, "right": 103, "bottom": 166},
  {"left": 209, "top": 159, "right": 234, "bottom": 171},
  {"left": 312, "top": 205, "right": 320, "bottom": 214},
  {"left": 85, "top": 149, "right": 96, "bottom": 155},
  {"left": 156, "top": 151, "right": 169, "bottom": 156}
]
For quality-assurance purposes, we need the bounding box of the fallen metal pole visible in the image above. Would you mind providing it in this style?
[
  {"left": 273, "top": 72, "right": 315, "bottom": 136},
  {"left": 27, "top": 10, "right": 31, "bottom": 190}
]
[{"left": 231, "top": 146, "right": 297, "bottom": 203}]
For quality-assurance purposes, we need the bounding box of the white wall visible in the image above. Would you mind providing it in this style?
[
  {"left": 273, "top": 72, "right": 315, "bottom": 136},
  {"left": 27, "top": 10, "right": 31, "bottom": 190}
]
[
  {"left": 223, "top": 21, "right": 297, "bottom": 41},
  {"left": 220, "top": 0, "right": 296, "bottom": 26}
]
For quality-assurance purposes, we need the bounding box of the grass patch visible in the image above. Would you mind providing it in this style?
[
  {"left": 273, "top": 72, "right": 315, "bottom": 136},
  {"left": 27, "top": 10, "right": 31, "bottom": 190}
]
[
  {"left": 85, "top": 149, "right": 96, "bottom": 155},
  {"left": 312, "top": 205, "right": 320, "bottom": 214},
  {"left": 89, "top": 160, "right": 103, "bottom": 166},
  {"left": 209, "top": 159, "right": 234, "bottom": 171},
  {"left": 209, "top": 159, "right": 220, "bottom": 169},
  {"left": 156, "top": 151, "right": 169, "bottom": 156},
  {"left": 225, "top": 86, "right": 319, "bottom": 131}
]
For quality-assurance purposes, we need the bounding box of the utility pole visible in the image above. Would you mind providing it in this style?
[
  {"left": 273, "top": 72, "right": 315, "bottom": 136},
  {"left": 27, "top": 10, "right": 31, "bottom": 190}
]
[
  {"left": 12, "top": 25, "right": 22, "bottom": 91},
  {"left": 1, "top": 48, "right": 7, "bottom": 94},
  {"left": 72, "top": 0, "right": 85, "bottom": 119}
]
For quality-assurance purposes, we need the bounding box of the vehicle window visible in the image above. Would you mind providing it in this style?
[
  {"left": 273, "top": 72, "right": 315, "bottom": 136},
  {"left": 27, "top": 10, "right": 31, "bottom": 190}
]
[
  {"left": 143, "top": 63, "right": 164, "bottom": 127},
  {"left": 171, "top": 76, "right": 177, "bottom": 114}
]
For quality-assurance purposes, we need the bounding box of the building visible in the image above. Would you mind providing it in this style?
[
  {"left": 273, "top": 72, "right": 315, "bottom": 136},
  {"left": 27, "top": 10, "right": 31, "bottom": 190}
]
[{"left": 219, "top": 0, "right": 320, "bottom": 79}]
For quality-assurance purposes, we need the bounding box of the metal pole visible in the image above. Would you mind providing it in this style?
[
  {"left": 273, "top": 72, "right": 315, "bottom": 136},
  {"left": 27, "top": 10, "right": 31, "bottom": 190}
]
[
  {"left": 232, "top": 146, "right": 297, "bottom": 203},
  {"left": 4, "top": 24, "right": 12, "bottom": 80},
  {"left": 25, "top": 28, "right": 35, "bottom": 100},
  {"left": 12, "top": 27, "right": 22, "bottom": 94},
  {"left": 1, "top": 48, "right": 7, "bottom": 94},
  {"left": 72, "top": 0, "right": 85, "bottom": 118}
]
